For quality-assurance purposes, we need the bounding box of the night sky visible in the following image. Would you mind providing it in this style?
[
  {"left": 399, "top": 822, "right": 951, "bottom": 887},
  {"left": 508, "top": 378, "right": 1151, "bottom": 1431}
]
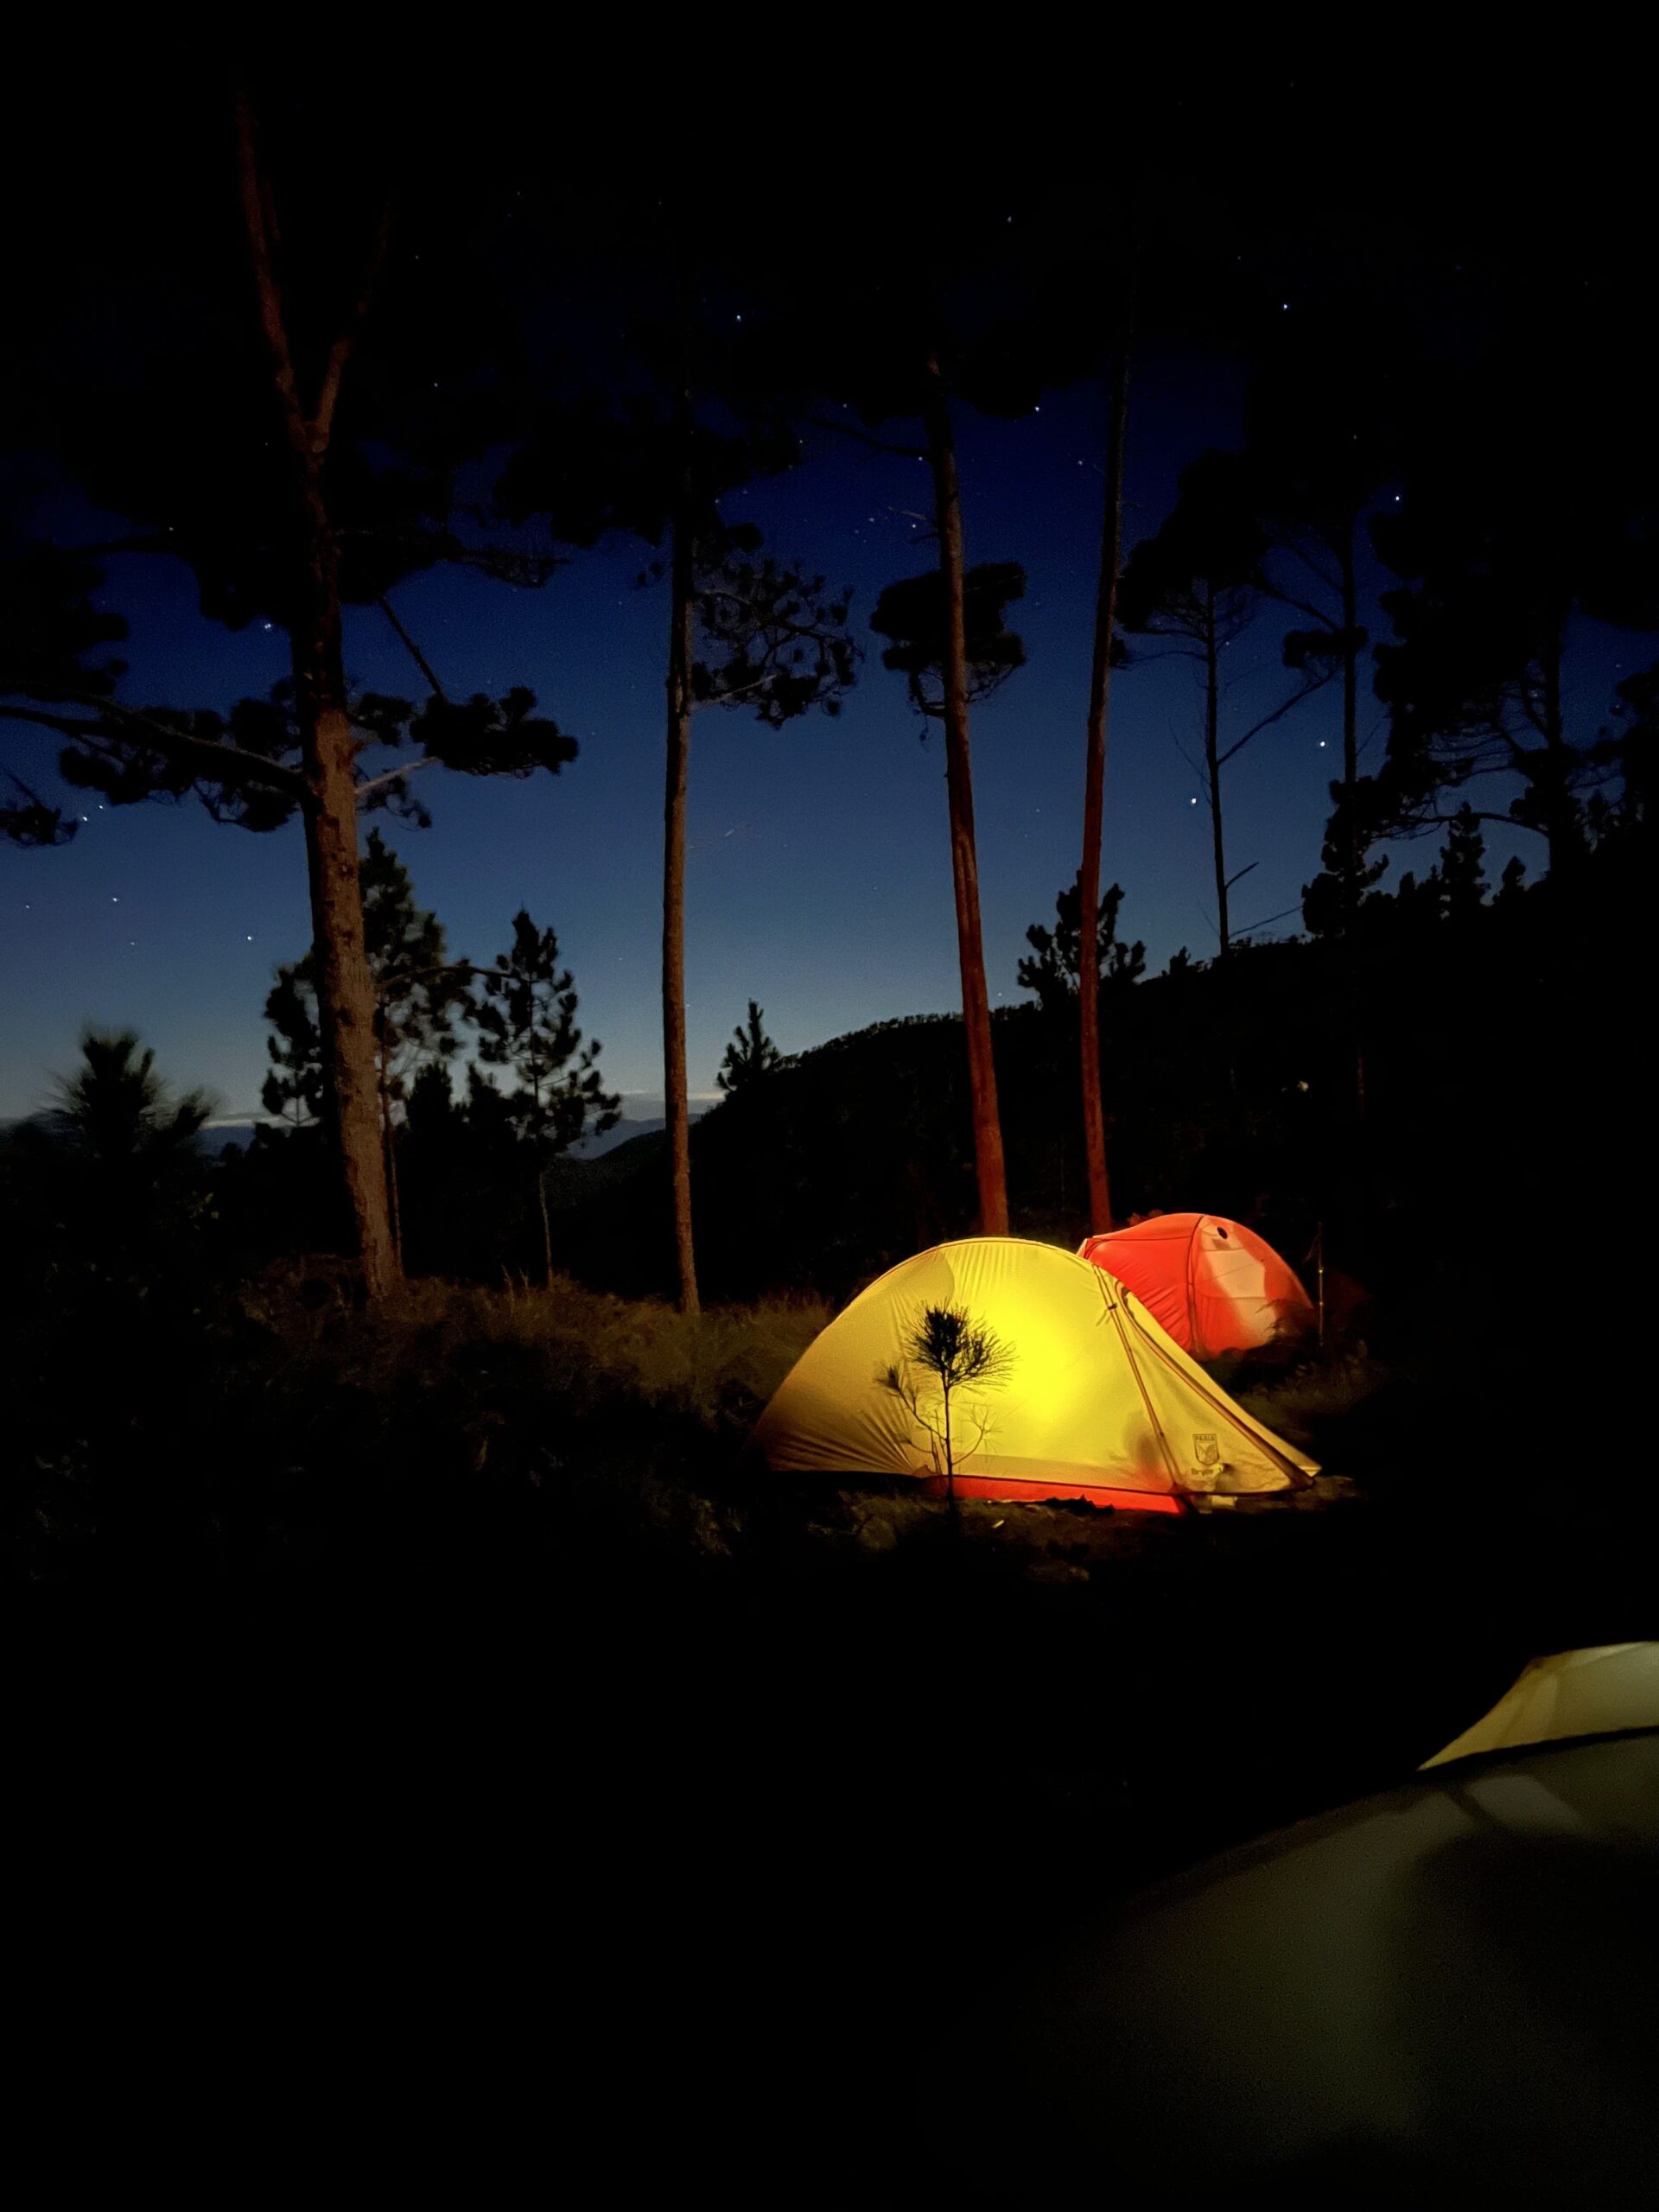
[{"left": 0, "top": 333, "right": 1593, "bottom": 1127}]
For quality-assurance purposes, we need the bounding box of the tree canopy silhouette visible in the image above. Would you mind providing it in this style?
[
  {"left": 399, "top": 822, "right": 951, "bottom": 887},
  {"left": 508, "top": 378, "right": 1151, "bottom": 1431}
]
[{"left": 717, "top": 1003, "right": 785, "bottom": 1098}]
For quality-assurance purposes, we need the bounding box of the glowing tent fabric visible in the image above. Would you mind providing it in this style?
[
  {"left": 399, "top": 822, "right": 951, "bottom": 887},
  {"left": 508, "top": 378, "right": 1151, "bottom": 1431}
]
[
  {"left": 1077, "top": 1212, "right": 1316, "bottom": 1363},
  {"left": 1421, "top": 1643, "right": 1659, "bottom": 1767},
  {"left": 753, "top": 1236, "right": 1317, "bottom": 1511},
  {"left": 929, "top": 1724, "right": 1659, "bottom": 2198}
]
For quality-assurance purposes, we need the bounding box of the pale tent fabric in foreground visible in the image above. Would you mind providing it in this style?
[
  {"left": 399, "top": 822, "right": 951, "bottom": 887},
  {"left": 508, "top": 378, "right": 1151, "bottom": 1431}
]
[
  {"left": 1421, "top": 1643, "right": 1659, "bottom": 1767},
  {"left": 753, "top": 1237, "right": 1317, "bottom": 1510},
  {"left": 1077, "top": 1212, "right": 1316, "bottom": 1363},
  {"left": 927, "top": 1723, "right": 1659, "bottom": 2198}
]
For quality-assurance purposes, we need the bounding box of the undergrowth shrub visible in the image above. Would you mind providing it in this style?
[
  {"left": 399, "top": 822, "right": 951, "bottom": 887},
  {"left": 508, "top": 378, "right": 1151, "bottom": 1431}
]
[{"left": 1235, "top": 1349, "right": 1388, "bottom": 1450}]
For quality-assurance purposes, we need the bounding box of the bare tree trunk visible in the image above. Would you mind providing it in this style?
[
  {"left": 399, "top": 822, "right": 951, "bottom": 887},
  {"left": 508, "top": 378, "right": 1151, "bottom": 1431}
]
[
  {"left": 663, "top": 494, "right": 700, "bottom": 1315},
  {"left": 1077, "top": 340, "right": 1131, "bottom": 1233},
  {"left": 295, "top": 587, "right": 400, "bottom": 1300},
  {"left": 537, "top": 1166, "right": 553, "bottom": 1287},
  {"left": 1541, "top": 625, "right": 1573, "bottom": 873},
  {"left": 1204, "top": 589, "right": 1229, "bottom": 957},
  {"left": 375, "top": 1009, "right": 403, "bottom": 1268},
  {"left": 1340, "top": 531, "right": 1360, "bottom": 913},
  {"left": 1341, "top": 526, "right": 1366, "bottom": 1119},
  {"left": 942, "top": 1380, "right": 956, "bottom": 1511},
  {"left": 923, "top": 353, "right": 1008, "bottom": 1236},
  {"left": 234, "top": 91, "right": 398, "bottom": 1302}
]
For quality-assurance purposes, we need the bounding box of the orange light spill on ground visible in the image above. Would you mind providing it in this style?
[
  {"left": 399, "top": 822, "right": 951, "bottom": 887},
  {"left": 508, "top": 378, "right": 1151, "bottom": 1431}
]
[{"left": 940, "top": 1473, "right": 1186, "bottom": 1515}]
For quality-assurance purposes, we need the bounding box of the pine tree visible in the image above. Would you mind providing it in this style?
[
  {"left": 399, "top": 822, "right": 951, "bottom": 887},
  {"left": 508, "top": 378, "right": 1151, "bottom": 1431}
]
[
  {"left": 1116, "top": 453, "right": 1274, "bottom": 956},
  {"left": 1244, "top": 310, "right": 1396, "bottom": 929},
  {"left": 717, "top": 1002, "right": 785, "bottom": 1097},
  {"left": 474, "top": 911, "right": 621, "bottom": 1281},
  {"left": 869, "top": 565, "right": 1027, "bottom": 719},
  {"left": 1440, "top": 803, "right": 1489, "bottom": 921},
  {"left": 496, "top": 279, "right": 855, "bottom": 1314},
  {"left": 261, "top": 969, "right": 326, "bottom": 1129},
  {"left": 880, "top": 1304, "right": 1013, "bottom": 1509},
  {"left": 1367, "top": 334, "right": 1655, "bottom": 880},
  {"left": 794, "top": 211, "right": 1058, "bottom": 1247},
  {"left": 1018, "top": 882, "right": 1146, "bottom": 1013},
  {"left": 1077, "top": 327, "right": 1134, "bottom": 1235},
  {"left": 48, "top": 1031, "right": 213, "bottom": 1169},
  {"left": 1301, "top": 777, "right": 1391, "bottom": 938},
  {"left": 870, "top": 556, "right": 1026, "bottom": 1236},
  {"left": 1495, "top": 855, "right": 1529, "bottom": 910},
  {"left": 263, "top": 833, "right": 471, "bottom": 1258},
  {"left": 3, "top": 83, "right": 577, "bottom": 1301}
]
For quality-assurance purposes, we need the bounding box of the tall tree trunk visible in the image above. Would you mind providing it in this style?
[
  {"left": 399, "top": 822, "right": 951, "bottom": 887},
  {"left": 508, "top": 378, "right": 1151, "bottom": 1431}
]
[
  {"left": 1340, "top": 524, "right": 1367, "bottom": 1119},
  {"left": 663, "top": 496, "right": 700, "bottom": 1315},
  {"left": 922, "top": 353, "right": 1009, "bottom": 1236},
  {"left": 234, "top": 90, "right": 398, "bottom": 1303},
  {"left": 938, "top": 1377, "right": 958, "bottom": 1518},
  {"left": 1541, "top": 624, "right": 1573, "bottom": 873},
  {"left": 1340, "top": 529, "right": 1360, "bottom": 915},
  {"left": 375, "top": 1008, "right": 403, "bottom": 1268},
  {"left": 1204, "top": 589, "right": 1229, "bottom": 957},
  {"left": 1077, "top": 340, "right": 1132, "bottom": 1234},
  {"left": 537, "top": 1166, "right": 553, "bottom": 1288},
  {"left": 293, "top": 575, "right": 400, "bottom": 1300}
]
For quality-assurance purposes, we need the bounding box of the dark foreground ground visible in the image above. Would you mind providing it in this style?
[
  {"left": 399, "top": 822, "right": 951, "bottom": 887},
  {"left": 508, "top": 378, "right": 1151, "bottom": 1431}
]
[{"left": 16, "top": 1422, "right": 1650, "bottom": 2204}]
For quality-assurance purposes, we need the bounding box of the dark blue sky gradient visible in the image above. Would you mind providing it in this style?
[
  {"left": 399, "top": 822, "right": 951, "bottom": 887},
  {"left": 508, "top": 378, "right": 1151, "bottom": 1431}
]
[{"left": 2, "top": 351, "right": 1603, "bottom": 1123}]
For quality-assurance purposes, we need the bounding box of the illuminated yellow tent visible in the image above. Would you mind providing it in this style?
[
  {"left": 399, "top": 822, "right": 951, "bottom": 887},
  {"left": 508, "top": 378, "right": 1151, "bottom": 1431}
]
[
  {"left": 753, "top": 1237, "right": 1317, "bottom": 1512},
  {"left": 1422, "top": 1643, "right": 1659, "bottom": 1767}
]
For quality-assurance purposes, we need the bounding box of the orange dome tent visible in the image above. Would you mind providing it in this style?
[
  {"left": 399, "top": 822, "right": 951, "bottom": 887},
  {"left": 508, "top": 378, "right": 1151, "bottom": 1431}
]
[{"left": 1077, "top": 1214, "right": 1314, "bottom": 1363}]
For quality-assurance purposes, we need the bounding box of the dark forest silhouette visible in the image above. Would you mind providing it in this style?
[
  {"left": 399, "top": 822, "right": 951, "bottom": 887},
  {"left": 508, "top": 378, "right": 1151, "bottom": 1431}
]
[
  {"left": 4, "top": 60, "right": 1658, "bottom": 2210},
  {"left": 3, "top": 67, "right": 1656, "bottom": 1584},
  {"left": 3, "top": 69, "right": 1655, "bottom": 1603}
]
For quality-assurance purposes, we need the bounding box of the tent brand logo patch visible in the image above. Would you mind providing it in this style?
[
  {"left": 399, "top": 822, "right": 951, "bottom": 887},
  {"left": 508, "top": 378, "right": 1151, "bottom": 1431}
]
[{"left": 1192, "top": 1433, "right": 1220, "bottom": 1468}]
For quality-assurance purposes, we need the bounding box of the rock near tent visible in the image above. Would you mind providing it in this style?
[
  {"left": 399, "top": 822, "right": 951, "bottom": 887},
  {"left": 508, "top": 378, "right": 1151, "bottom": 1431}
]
[{"left": 753, "top": 1237, "right": 1317, "bottom": 1513}]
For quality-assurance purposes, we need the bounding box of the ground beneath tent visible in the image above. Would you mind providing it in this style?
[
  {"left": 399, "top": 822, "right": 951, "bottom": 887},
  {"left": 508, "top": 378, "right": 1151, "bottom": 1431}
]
[{"left": 19, "top": 1450, "right": 1637, "bottom": 2202}]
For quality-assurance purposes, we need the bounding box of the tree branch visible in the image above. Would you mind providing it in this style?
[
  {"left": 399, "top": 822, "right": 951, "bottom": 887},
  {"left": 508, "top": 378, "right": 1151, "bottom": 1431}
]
[
  {"left": 3, "top": 696, "right": 307, "bottom": 798},
  {"left": 3, "top": 764, "right": 58, "bottom": 809},
  {"left": 355, "top": 755, "right": 438, "bottom": 803},
  {"left": 232, "top": 88, "right": 312, "bottom": 473},
  {"left": 1265, "top": 582, "right": 1340, "bottom": 631},
  {"left": 376, "top": 594, "right": 448, "bottom": 700},
  {"left": 1217, "top": 668, "right": 1336, "bottom": 766},
  {"left": 376, "top": 957, "right": 502, "bottom": 1001},
  {"left": 1232, "top": 901, "right": 1303, "bottom": 936},
  {"left": 1266, "top": 530, "right": 1344, "bottom": 601},
  {"left": 67, "top": 531, "right": 179, "bottom": 562},
  {"left": 802, "top": 412, "right": 928, "bottom": 461},
  {"left": 312, "top": 199, "right": 393, "bottom": 455}
]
